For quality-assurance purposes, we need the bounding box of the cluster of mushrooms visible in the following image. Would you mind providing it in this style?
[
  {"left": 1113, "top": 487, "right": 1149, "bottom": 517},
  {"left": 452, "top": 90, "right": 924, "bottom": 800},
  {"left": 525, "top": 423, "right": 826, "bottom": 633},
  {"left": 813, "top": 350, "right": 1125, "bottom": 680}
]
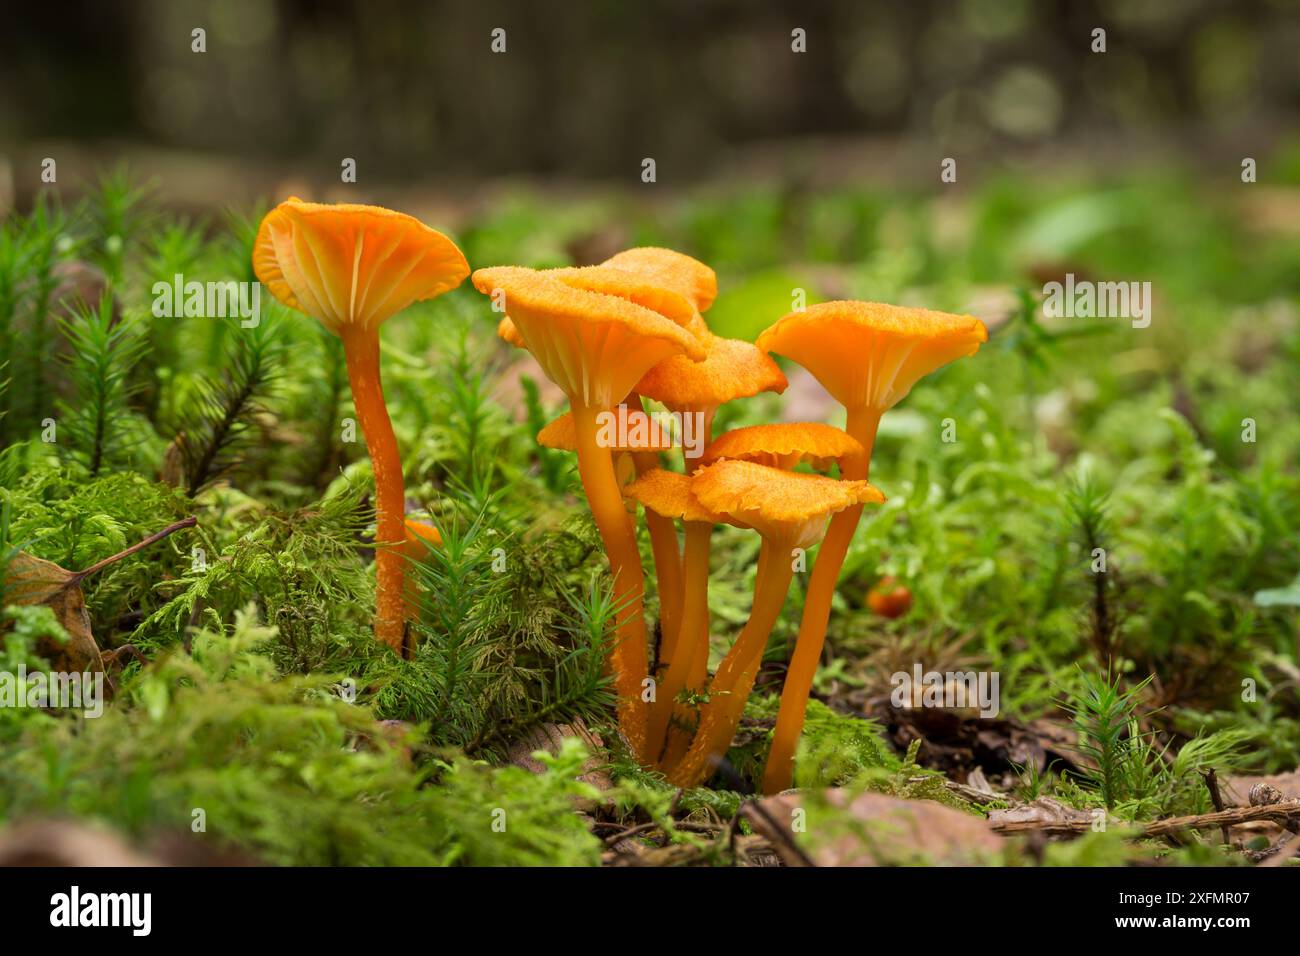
[{"left": 253, "top": 198, "right": 986, "bottom": 794}]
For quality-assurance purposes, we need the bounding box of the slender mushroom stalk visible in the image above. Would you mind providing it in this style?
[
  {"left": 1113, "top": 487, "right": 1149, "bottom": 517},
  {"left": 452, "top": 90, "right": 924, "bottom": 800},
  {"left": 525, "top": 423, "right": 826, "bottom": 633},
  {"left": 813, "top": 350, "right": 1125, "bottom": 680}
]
[
  {"left": 756, "top": 301, "right": 987, "bottom": 793},
  {"left": 471, "top": 266, "right": 705, "bottom": 759},
  {"left": 253, "top": 198, "right": 468, "bottom": 653},
  {"left": 634, "top": 332, "right": 786, "bottom": 756},
  {"left": 622, "top": 468, "right": 723, "bottom": 764},
  {"left": 539, "top": 403, "right": 682, "bottom": 642},
  {"left": 666, "top": 460, "right": 884, "bottom": 788}
]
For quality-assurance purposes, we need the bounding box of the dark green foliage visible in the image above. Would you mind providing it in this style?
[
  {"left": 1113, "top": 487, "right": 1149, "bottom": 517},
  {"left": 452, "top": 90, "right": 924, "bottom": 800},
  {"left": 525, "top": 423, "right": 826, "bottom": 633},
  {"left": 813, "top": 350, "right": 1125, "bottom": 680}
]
[
  {"left": 376, "top": 497, "right": 614, "bottom": 758},
  {"left": 171, "top": 317, "right": 282, "bottom": 496},
  {"left": 55, "top": 296, "right": 147, "bottom": 476}
]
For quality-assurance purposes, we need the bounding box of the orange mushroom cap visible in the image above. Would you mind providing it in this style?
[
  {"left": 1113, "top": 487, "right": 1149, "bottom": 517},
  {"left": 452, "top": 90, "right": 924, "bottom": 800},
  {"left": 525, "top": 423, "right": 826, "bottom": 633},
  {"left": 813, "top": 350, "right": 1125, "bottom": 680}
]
[
  {"left": 637, "top": 332, "right": 787, "bottom": 413},
  {"left": 546, "top": 266, "right": 699, "bottom": 328},
  {"left": 404, "top": 518, "right": 443, "bottom": 552},
  {"left": 757, "top": 301, "right": 988, "bottom": 413},
  {"left": 601, "top": 247, "right": 718, "bottom": 313},
  {"left": 471, "top": 266, "right": 706, "bottom": 409},
  {"left": 690, "top": 459, "right": 884, "bottom": 550},
  {"left": 538, "top": 409, "right": 675, "bottom": 452},
  {"left": 623, "top": 468, "right": 722, "bottom": 524},
  {"left": 498, "top": 316, "right": 527, "bottom": 349},
  {"left": 253, "top": 198, "right": 469, "bottom": 335},
  {"left": 702, "top": 422, "right": 867, "bottom": 472}
]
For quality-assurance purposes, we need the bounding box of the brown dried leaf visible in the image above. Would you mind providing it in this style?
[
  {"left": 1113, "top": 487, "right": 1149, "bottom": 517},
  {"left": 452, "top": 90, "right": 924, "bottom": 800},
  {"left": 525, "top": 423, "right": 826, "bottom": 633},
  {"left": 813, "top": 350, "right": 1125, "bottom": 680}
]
[
  {"left": 2, "top": 552, "right": 104, "bottom": 674},
  {"left": 747, "top": 790, "right": 1004, "bottom": 866}
]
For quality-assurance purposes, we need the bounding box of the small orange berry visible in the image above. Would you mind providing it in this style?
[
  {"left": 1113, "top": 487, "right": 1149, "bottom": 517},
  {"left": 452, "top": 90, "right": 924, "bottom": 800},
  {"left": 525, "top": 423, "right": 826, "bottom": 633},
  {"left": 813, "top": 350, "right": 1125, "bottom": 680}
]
[{"left": 867, "top": 577, "right": 912, "bottom": 618}]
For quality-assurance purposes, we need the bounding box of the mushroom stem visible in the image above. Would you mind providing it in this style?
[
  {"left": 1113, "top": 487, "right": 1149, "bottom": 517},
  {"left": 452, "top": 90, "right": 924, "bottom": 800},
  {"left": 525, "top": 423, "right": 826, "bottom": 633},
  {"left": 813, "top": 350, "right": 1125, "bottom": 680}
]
[
  {"left": 342, "top": 327, "right": 408, "bottom": 654},
  {"left": 762, "top": 405, "right": 882, "bottom": 794},
  {"left": 633, "top": 449, "right": 683, "bottom": 666},
  {"left": 572, "top": 402, "right": 650, "bottom": 759},
  {"left": 647, "top": 519, "right": 711, "bottom": 763},
  {"left": 668, "top": 540, "right": 795, "bottom": 787}
]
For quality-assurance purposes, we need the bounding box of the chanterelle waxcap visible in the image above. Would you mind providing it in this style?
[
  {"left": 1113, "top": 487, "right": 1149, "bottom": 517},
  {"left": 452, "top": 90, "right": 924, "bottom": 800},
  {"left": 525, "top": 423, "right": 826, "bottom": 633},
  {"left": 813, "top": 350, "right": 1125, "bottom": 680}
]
[
  {"left": 757, "top": 300, "right": 988, "bottom": 413},
  {"left": 624, "top": 468, "right": 722, "bottom": 525},
  {"left": 702, "top": 422, "right": 867, "bottom": 472},
  {"left": 690, "top": 459, "right": 884, "bottom": 549},
  {"left": 637, "top": 332, "right": 787, "bottom": 413},
  {"left": 472, "top": 266, "right": 706, "bottom": 409},
  {"left": 254, "top": 198, "right": 469, "bottom": 335},
  {"left": 601, "top": 247, "right": 718, "bottom": 313}
]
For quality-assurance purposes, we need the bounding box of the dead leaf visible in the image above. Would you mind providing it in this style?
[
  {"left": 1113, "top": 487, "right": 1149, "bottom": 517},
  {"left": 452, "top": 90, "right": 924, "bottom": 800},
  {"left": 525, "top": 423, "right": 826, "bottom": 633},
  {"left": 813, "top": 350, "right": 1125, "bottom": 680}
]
[
  {"left": 987, "top": 797, "right": 1095, "bottom": 832},
  {"left": 746, "top": 790, "right": 1004, "bottom": 866},
  {"left": 2, "top": 552, "right": 104, "bottom": 675},
  {"left": 507, "top": 718, "right": 614, "bottom": 798}
]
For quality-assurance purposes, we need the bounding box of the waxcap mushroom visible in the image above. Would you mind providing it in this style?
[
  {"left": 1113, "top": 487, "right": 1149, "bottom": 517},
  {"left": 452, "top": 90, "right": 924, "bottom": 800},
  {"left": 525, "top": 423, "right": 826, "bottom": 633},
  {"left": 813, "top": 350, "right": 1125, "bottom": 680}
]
[
  {"left": 702, "top": 422, "right": 867, "bottom": 472},
  {"left": 690, "top": 459, "right": 884, "bottom": 550},
  {"left": 757, "top": 300, "right": 987, "bottom": 414},
  {"left": 637, "top": 332, "right": 787, "bottom": 413},
  {"left": 472, "top": 266, "right": 706, "bottom": 408},
  {"left": 254, "top": 197, "right": 469, "bottom": 335},
  {"left": 601, "top": 247, "right": 718, "bottom": 313},
  {"left": 623, "top": 467, "right": 722, "bottom": 525}
]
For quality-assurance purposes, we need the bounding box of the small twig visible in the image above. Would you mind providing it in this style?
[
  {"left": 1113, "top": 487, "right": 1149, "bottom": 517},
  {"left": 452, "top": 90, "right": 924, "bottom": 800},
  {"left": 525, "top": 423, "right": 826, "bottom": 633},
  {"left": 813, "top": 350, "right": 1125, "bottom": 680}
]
[
  {"left": 989, "top": 801, "right": 1300, "bottom": 839},
  {"left": 1201, "top": 768, "right": 1231, "bottom": 846},
  {"left": 1260, "top": 832, "right": 1300, "bottom": 868},
  {"left": 70, "top": 516, "right": 198, "bottom": 585}
]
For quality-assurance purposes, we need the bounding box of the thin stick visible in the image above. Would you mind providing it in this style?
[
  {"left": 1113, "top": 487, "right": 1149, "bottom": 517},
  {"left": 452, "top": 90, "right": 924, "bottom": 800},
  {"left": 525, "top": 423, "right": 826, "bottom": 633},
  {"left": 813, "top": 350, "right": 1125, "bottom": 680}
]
[
  {"left": 71, "top": 516, "right": 198, "bottom": 584},
  {"left": 1201, "top": 768, "right": 1231, "bottom": 846}
]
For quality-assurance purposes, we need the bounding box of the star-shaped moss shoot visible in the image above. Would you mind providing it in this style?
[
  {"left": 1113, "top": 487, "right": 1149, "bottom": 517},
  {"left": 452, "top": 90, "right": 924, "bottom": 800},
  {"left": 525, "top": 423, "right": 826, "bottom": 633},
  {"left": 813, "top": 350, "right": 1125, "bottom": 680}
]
[{"left": 253, "top": 198, "right": 468, "bottom": 653}]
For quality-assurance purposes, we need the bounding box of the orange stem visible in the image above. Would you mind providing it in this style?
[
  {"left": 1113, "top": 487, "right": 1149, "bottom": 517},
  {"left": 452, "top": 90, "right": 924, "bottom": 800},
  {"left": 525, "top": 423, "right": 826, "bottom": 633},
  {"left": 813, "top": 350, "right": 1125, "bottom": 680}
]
[
  {"left": 633, "top": 450, "right": 684, "bottom": 665},
  {"left": 573, "top": 403, "right": 650, "bottom": 760},
  {"left": 342, "top": 327, "right": 407, "bottom": 654},
  {"left": 762, "top": 405, "right": 881, "bottom": 794},
  {"left": 668, "top": 540, "right": 795, "bottom": 787},
  {"left": 647, "top": 519, "right": 711, "bottom": 763}
]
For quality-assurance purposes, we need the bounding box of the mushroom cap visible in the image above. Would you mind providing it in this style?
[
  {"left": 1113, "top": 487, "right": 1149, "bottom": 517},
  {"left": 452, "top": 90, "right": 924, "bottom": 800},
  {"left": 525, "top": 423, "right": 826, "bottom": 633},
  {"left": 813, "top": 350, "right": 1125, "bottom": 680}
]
[
  {"left": 624, "top": 468, "right": 722, "bottom": 524},
  {"left": 404, "top": 518, "right": 443, "bottom": 550},
  {"left": 601, "top": 247, "right": 718, "bottom": 313},
  {"left": 538, "top": 409, "right": 675, "bottom": 452},
  {"left": 636, "top": 331, "right": 787, "bottom": 412},
  {"left": 253, "top": 198, "right": 469, "bottom": 336},
  {"left": 498, "top": 316, "right": 527, "bottom": 349},
  {"left": 691, "top": 459, "right": 884, "bottom": 549},
  {"left": 472, "top": 266, "right": 706, "bottom": 409},
  {"left": 757, "top": 301, "right": 987, "bottom": 412},
  {"left": 546, "top": 266, "right": 698, "bottom": 328},
  {"left": 702, "top": 422, "right": 866, "bottom": 472}
]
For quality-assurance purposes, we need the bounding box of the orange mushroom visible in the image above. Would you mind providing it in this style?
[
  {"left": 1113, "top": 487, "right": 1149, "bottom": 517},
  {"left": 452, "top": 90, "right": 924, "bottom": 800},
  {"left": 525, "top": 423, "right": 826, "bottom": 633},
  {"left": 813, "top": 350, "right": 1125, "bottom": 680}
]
[
  {"left": 471, "top": 266, "right": 706, "bottom": 758},
  {"left": 756, "top": 300, "right": 986, "bottom": 793},
  {"left": 253, "top": 198, "right": 469, "bottom": 653},
  {"left": 622, "top": 468, "right": 725, "bottom": 764},
  {"left": 701, "top": 421, "right": 867, "bottom": 473},
  {"left": 601, "top": 247, "right": 718, "bottom": 314},
  {"left": 666, "top": 460, "right": 884, "bottom": 788}
]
